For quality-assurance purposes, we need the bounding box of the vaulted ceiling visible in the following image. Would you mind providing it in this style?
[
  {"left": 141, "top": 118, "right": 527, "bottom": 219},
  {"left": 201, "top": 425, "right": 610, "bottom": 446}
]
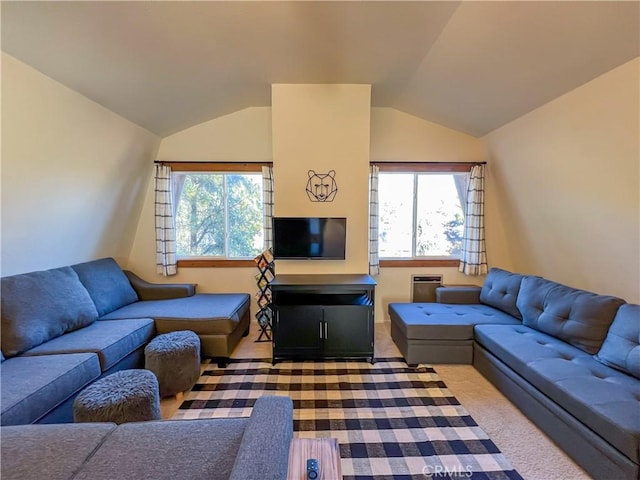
[{"left": 2, "top": 1, "right": 639, "bottom": 137}]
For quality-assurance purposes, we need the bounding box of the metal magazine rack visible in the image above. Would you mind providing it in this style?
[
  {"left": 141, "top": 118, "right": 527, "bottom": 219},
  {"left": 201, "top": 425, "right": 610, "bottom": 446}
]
[{"left": 254, "top": 248, "right": 274, "bottom": 342}]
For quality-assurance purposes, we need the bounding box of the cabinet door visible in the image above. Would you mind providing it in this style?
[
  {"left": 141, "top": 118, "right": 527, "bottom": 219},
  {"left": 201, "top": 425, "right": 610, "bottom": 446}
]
[
  {"left": 274, "top": 305, "right": 323, "bottom": 355},
  {"left": 323, "top": 306, "right": 373, "bottom": 356}
]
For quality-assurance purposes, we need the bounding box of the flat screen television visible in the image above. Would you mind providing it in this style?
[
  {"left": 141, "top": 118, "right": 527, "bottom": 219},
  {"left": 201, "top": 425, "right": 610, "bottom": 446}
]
[{"left": 272, "top": 217, "right": 346, "bottom": 260}]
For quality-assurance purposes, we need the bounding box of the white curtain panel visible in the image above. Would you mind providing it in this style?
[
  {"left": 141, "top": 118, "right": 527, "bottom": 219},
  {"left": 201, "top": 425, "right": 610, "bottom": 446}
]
[
  {"left": 262, "top": 165, "right": 274, "bottom": 250},
  {"left": 453, "top": 173, "right": 469, "bottom": 212},
  {"left": 154, "top": 164, "right": 177, "bottom": 276},
  {"left": 368, "top": 165, "right": 380, "bottom": 276},
  {"left": 459, "top": 164, "right": 488, "bottom": 276}
]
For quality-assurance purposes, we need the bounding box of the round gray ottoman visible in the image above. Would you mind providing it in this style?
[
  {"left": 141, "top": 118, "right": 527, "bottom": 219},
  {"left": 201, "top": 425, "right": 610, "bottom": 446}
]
[
  {"left": 145, "top": 330, "right": 201, "bottom": 397},
  {"left": 73, "top": 369, "right": 161, "bottom": 424}
]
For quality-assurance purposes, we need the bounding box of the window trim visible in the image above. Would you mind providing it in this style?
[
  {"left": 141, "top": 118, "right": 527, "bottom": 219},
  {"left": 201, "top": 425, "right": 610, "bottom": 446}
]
[
  {"left": 372, "top": 161, "right": 477, "bottom": 173},
  {"left": 373, "top": 162, "right": 480, "bottom": 268},
  {"left": 161, "top": 161, "right": 271, "bottom": 172},
  {"left": 379, "top": 259, "right": 460, "bottom": 268},
  {"left": 163, "top": 161, "right": 480, "bottom": 269},
  {"left": 162, "top": 162, "right": 271, "bottom": 268},
  {"left": 177, "top": 259, "right": 256, "bottom": 268}
]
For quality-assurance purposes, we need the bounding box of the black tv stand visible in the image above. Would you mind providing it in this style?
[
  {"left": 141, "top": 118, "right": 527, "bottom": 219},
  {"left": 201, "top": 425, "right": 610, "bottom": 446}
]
[{"left": 270, "top": 274, "right": 376, "bottom": 364}]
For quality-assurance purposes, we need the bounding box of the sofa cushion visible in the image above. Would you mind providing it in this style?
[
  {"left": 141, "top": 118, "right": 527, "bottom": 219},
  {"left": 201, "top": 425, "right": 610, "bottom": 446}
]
[
  {"left": 1, "top": 423, "right": 117, "bottom": 480},
  {"left": 100, "top": 294, "right": 251, "bottom": 336},
  {"left": 475, "top": 324, "right": 640, "bottom": 463},
  {"left": 1, "top": 267, "right": 99, "bottom": 357},
  {"left": 596, "top": 304, "right": 640, "bottom": 379},
  {"left": 436, "top": 286, "right": 481, "bottom": 304},
  {"left": 72, "top": 258, "right": 138, "bottom": 317},
  {"left": 1, "top": 353, "right": 101, "bottom": 425},
  {"left": 479, "top": 268, "right": 525, "bottom": 319},
  {"left": 516, "top": 276, "right": 625, "bottom": 354},
  {"left": 389, "top": 302, "right": 520, "bottom": 341},
  {"left": 229, "top": 395, "right": 294, "bottom": 480},
  {"left": 71, "top": 418, "right": 248, "bottom": 480},
  {"left": 21, "top": 319, "right": 155, "bottom": 372}
]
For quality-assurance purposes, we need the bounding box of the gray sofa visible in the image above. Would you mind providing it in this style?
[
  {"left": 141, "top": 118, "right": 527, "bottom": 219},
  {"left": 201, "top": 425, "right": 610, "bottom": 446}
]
[
  {"left": 1, "top": 258, "right": 250, "bottom": 425},
  {"left": 389, "top": 268, "right": 640, "bottom": 480},
  {"left": 1, "top": 395, "right": 293, "bottom": 480}
]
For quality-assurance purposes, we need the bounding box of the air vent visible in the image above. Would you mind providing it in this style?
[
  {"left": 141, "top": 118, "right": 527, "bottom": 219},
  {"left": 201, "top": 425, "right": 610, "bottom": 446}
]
[{"left": 411, "top": 275, "right": 443, "bottom": 303}]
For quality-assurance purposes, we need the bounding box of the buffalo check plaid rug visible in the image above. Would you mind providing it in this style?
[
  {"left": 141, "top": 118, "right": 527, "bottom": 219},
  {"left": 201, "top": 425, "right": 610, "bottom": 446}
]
[{"left": 172, "top": 357, "right": 523, "bottom": 480}]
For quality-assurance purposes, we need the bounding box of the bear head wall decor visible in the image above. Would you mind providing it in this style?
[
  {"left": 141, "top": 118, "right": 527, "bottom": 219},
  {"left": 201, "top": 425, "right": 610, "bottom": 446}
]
[{"left": 306, "top": 170, "right": 338, "bottom": 202}]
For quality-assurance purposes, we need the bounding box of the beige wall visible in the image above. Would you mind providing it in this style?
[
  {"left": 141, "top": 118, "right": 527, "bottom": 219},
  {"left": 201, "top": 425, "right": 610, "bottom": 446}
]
[
  {"left": 157, "top": 107, "right": 272, "bottom": 162},
  {"left": 271, "top": 84, "right": 371, "bottom": 274},
  {"left": 484, "top": 57, "right": 640, "bottom": 302},
  {"left": 6, "top": 44, "right": 635, "bottom": 324},
  {"left": 1, "top": 53, "right": 160, "bottom": 276},
  {"left": 127, "top": 107, "right": 273, "bottom": 297},
  {"left": 371, "top": 107, "right": 486, "bottom": 162},
  {"left": 129, "top": 101, "right": 492, "bottom": 322},
  {"left": 370, "top": 108, "right": 494, "bottom": 320}
]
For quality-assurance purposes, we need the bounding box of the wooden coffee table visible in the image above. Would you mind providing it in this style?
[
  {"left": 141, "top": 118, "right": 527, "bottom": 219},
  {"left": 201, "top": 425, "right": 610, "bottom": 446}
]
[{"left": 287, "top": 437, "right": 342, "bottom": 480}]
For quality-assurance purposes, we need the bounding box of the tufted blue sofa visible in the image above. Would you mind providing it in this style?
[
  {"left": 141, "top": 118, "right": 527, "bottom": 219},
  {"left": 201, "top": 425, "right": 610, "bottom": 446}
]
[
  {"left": 1, "top": 258, "right": 250, "bottom": 425},
  {"left": 388, "top": 268, "right": 524, "bottom": 364},
  {"left": 389, "top": 268, "right": 639, "bottom": 480},
  {"left": 1, "top": 395, "right": 293, "bottom": 480}
]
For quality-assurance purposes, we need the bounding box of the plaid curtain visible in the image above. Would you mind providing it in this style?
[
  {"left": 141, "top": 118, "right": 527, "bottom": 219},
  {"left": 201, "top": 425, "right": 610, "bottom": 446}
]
[
  {"left": 459, "top": 164, "right": 488, "bottom": 276},
  {"left": 368, "top": 165, "right": 380, "bottom": 276},
  {"left": 154, "top": 164, "right": 177, "bottom": 276},
  {"left": 262, "top": 165, "right": 274, "bottom": 250}
]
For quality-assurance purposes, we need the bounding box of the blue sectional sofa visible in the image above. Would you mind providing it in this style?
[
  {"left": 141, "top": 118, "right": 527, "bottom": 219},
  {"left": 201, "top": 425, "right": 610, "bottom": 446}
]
[
  {"left": 1, "top": 258, "right": 250, "bottom": 425},
  {"left": 1, "top": 395, "right": 293, "bottom": 480},
  {"left": 389, "top": 268, "right": 640, "bottom": 480}
]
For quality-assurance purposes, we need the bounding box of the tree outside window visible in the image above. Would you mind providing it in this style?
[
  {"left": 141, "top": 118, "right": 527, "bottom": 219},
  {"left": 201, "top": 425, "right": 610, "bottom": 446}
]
[
  {"left": 378, "top": 172, "right": 467, "bottom": 259},
  {"left": 173, "top": 172, "right": 264, "bottom": 259}
]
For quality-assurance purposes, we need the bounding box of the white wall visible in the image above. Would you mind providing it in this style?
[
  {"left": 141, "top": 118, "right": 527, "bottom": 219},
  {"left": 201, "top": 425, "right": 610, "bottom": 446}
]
[
  {"left": 484, "top": 57, "right": 640, "bottom": 302},
  {"left": 1, "top": 53, "right": 160, "bottom": 276}
]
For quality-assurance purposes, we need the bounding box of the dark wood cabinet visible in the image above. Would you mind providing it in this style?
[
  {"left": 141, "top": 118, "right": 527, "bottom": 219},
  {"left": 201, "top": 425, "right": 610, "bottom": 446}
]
[
  {"left": 275, "top": 305, "right": 324, "bottom": 355},
  {"left": 270, "top": 274, "right": 376, "bottom": 364}
]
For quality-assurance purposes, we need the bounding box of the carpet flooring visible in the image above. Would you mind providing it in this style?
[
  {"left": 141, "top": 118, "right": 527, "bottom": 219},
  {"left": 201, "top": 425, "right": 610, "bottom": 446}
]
[{"left": 173, "top": 357, "right": 523, "bottom": 480}]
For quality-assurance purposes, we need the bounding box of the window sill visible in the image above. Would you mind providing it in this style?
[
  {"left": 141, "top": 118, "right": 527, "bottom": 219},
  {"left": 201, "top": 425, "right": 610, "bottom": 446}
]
[
  {"left": 177, "top": 259, "right": 460, "bottom": 268},
  {"left": 379, "top": 259, "right": 460, "bottom": 268},
  {"left": 177, "top": 259, "right": 255, "bottom": 268}
]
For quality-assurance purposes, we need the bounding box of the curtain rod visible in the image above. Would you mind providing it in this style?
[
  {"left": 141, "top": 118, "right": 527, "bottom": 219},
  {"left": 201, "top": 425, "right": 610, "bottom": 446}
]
[
  {"left": 154, "top": 160, "right": 273, "bottom": 165},
  {"left": 154, "top": 160, "right": 485, "bottom": 165},
  {"left": 371, "top": 161, "right": 486, "bottom": 165}
]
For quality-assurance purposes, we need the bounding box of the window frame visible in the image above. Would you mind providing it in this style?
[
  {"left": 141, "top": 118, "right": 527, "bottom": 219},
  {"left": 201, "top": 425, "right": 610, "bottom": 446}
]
[
  {"left": 373, "top": 162, "right": 476, "bottom": 268},
  {"left": 164, "top": 162, "right": 271, "bottom": 268}
]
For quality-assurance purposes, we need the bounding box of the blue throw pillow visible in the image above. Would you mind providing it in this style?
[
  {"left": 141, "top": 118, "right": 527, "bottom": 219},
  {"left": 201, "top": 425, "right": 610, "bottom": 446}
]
[
  {"left": 517, "top": 276, "right": 625, "bottom": 354},
  {"left": 479, "top": 268, "right": 525, "bottom": 319},
  {"left": 71, "top": 258, "right": 139, "bottom": 317},
  {"left": 596, "top": 304, "right": 639, "bottom": 379},
  {"left": 1, "top": 267, "right": 99, "bottom": 357}
]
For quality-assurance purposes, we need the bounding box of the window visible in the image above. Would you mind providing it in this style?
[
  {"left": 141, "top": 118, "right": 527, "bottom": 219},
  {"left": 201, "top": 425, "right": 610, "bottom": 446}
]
[
  {"left": 376, "top": 164, "right": 471, "bottom": 262},
  {"left": 169, "top": 163, "right": 267, "bottom": 263}
]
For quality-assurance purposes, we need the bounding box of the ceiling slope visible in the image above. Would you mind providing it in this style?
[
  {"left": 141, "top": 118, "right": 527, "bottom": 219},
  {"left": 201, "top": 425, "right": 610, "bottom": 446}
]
[{"left": 2, "top": 1, "right": 638, "bottom": 137}]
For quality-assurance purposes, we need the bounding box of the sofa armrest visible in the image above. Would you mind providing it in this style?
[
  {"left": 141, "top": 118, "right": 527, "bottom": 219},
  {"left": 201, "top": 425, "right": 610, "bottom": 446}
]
[
  {"left": 123, "top": 270, "right": 196, "bottom": 300},
  {"left": 228, "top": 395, "right": 294, "bottom": 480},
  {"left": 436, "top": 286, "right": 482, "bottom": 304}
]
